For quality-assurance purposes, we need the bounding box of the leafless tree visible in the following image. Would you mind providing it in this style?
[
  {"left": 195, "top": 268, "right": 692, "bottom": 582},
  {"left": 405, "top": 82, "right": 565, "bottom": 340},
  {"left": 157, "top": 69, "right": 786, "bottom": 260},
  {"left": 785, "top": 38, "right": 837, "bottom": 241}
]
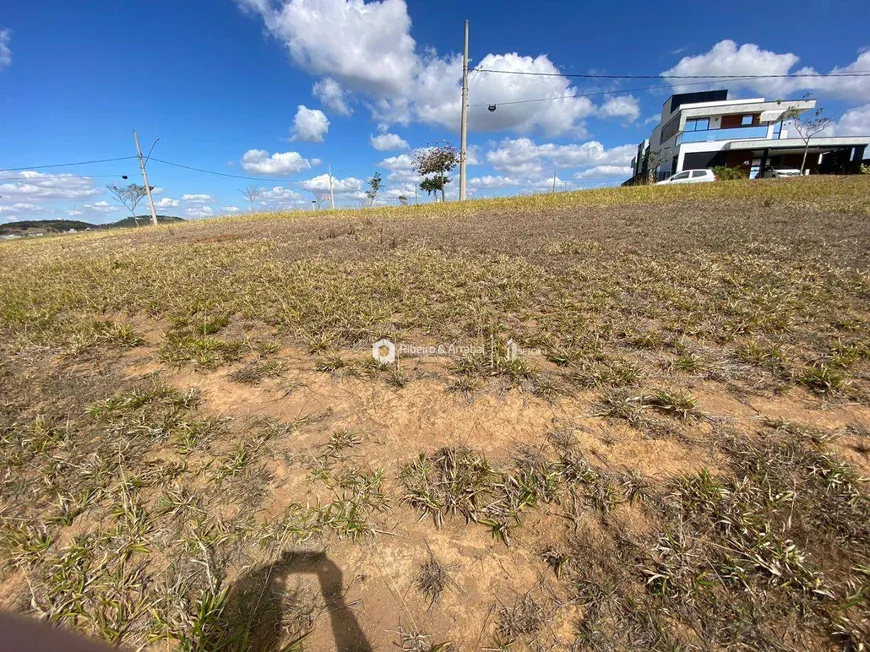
[
  {"left": 106, "top": 183, "right": 147, "bottom": 226},
  {"left": 784, "top": 102, "right": 833, "bottom": 173},
  {"left": 310, "top": 191, "right": 328, "bottom": 210},
  {"left": 646, "top": 146, "right": 674, "bottom": 184},
  {"left": 241, "top": 184, "right": 263, "bottom": 211}
]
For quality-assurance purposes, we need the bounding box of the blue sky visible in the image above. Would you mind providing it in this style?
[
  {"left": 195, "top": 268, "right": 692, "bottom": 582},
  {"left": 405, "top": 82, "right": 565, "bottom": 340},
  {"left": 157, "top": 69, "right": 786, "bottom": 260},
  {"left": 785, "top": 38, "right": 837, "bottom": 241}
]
[{"left": 1, "top": 0, "right": 869, "bottom": 223}]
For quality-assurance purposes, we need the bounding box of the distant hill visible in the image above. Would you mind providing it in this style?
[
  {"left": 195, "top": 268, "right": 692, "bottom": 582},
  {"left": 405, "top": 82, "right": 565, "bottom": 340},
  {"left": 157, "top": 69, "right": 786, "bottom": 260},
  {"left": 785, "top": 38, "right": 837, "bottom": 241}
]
[
  {"left": 108, "top": 215, "right": 185, "bottom": 229},
  {"left": 0, "top": 219, "right": 95, "bottom": 235},
  {"left": 0, "top": 215, "right": 184, "bottom": 237}
]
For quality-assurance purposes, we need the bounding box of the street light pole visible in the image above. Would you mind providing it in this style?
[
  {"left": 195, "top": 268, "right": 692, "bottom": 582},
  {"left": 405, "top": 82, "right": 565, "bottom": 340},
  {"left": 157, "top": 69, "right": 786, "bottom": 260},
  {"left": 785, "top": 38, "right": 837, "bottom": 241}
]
[
  {"left": 328, "top": 164, "right": 336, "bottom": 210},
  {"left": 133, "top": 130, "right": 159, "bottom": 226},
  {"left": 459, "top": 19, "right": 469, "bottom": 202}
]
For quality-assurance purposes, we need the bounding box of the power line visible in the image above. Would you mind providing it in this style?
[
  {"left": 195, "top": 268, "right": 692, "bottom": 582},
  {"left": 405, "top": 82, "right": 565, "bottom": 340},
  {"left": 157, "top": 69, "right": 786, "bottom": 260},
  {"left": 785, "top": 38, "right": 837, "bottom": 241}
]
[
  {"left": 473, "top": 67, "right": 870, "bottom": 79},
  {"left": 0, "top": 173, "right": 131, "bottom": 182},
  {"left": 151, "top": 157, "right": 361, "bottom": 194},
  {"left": 149, "top": 157, "right": 297, "bottom": 183},
  {"left": 469, "top": 77, "right": 755, "bottom": 107},
  {"left": 331, "top": 176, "right": 363, "bottom": 191},
  {"left": 0, "top": 156, "right": 138, "bottom": 172},
  {"left": 466, "top": 72, "right": 838, "bottom": 108}
]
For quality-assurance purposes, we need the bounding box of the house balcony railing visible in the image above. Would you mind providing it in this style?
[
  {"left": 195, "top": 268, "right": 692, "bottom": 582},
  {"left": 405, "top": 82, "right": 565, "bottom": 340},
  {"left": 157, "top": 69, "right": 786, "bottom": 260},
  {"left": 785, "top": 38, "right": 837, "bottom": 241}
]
[{"left": 677, "top": 125, "right": 770, "bottom": 145}]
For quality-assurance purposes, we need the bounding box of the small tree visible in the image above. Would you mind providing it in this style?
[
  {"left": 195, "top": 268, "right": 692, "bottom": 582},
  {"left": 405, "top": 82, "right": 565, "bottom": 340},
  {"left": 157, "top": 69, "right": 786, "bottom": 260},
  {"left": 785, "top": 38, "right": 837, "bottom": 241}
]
[
  {"left": 365, "top": 173, "right": 382, "bottom": 206},
  {"left": 397, "top": 194, "right": 409, "bottom": 206},
  {"left": 414, "top": 141, "right": 458, "bottom": 202},
  {"left": 241, "top": 184, "right": 263, "bottom": 211},
  {"left": 419, "top": 177, "right": 442, "bottom": 202},
  {"left": 784, "top": 103, "right": 833, "bottom": 173},
  {"left": 106, "top": 183, "right": 148, "bottom": 226},
  {"left": 645, "top": 146, "right": 673, "bottom": 184}
]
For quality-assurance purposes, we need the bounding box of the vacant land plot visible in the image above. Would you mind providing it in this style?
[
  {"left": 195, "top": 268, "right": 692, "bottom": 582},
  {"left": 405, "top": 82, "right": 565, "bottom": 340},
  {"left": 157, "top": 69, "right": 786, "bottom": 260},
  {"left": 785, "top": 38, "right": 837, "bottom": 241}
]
[{"left": 1, "top": 176, "right": 869, "bottom": 650}]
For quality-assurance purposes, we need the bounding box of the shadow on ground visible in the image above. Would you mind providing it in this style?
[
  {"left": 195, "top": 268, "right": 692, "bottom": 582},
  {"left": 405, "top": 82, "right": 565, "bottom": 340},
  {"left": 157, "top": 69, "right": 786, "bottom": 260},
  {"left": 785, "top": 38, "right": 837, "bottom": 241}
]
[{"left": 211, "top": 551, "right": 372, "bottom": 651}]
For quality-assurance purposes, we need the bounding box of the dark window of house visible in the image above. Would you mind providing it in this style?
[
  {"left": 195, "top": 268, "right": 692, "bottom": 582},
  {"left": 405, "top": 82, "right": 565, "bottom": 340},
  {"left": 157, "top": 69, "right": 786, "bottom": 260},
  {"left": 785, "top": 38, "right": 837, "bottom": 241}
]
[
  {"left": 660, "top": 114, "right": 681, "bottom": 144},
  {"left": 667, "top": 89, "right": 728, "bottom": 115},
  {"left": 685, "top": 118, "right": 710, "bottom": 132},
  {"left": 723, "top": 113, "right": 758, "bottom": 128}
]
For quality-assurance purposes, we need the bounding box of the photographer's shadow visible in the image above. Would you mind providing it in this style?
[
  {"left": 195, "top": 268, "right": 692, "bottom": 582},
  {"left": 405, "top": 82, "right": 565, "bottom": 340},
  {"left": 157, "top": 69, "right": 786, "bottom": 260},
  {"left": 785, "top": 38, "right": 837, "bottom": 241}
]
[{"left": 214, "top": 550, "right": 372, "bottom": 651}]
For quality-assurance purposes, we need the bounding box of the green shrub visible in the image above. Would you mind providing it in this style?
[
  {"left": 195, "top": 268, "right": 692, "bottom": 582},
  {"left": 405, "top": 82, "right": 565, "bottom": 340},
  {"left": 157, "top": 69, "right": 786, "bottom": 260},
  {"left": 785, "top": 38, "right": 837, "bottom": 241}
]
[{"left": 714, "top": 165, "right": 749, "bottom": 181}]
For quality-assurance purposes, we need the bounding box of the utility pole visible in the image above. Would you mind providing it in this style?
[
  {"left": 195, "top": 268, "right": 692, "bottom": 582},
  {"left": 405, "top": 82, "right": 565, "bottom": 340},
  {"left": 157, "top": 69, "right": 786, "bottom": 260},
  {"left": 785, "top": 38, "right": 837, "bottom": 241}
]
[
  {"left": 133, "top": 130, "right": 159, "bottom": 226},
  {"left": 328, "top": 164, "right": 336, "bottom": 210},
  {"left": 552, "top": 172, "right": 557, "bottom": 194},
  {"left": 459, "top": 19, "right": 469, "bottom": 202}
]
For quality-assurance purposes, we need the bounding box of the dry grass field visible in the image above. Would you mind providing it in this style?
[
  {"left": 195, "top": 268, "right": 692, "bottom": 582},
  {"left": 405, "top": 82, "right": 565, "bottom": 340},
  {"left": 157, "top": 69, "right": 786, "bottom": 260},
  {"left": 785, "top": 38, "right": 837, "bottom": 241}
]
[{"left": 1, "top": 176, "right": 869, "bottom": 650}]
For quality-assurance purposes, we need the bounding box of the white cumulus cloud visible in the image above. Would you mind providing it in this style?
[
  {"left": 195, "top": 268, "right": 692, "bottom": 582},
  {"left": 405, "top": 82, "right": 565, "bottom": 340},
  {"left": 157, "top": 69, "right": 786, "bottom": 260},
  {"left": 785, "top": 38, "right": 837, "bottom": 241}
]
[
  {"left": 182, "top": 193, "right": 214, "bottom": 204},
  {"left": 313, "top": 77, "right": 351, "bottom": 115},
  {"left": 0, "top": 202, "right": 38, "bottom": 213},
  {"left": 0, "top": 171, "right": 100, "bottom": 201},
  {"left": 290, "top": 105, "right": 330, "bottom": 142},
  {"left": 467, "top": 175, "right": 521, "bottom": 189},
  {"left": 486, "top": 138, "right": 636, "bottom": 176},
  {"left": 154, "top": 197, "right": 180, "bottom": 209},
  {"left": 186, "top": 206, "right": 214, "bottom": 219},
  {"left": 834, "top": 104, "right": 870, "bottom": 136},
  {"left": 82, "top": 201, "right": 117, "bottom": 214},
  {"left": 300, "top": 173, "right": 362, "bottom": 195},
  {"left": 240, "top": 149, "right": 314, "bottom": 175},
  {"left": 597, "top": 96, "right": 641, "bottom": 122},
  {"left": 239, "top": 0, "right": 628, "bottom": 137},
  {"left": 0, "top": 29, "right": 11, "bottom": 71},
  {"left": 574, "top": 165, "right": 633, "bottom": 180},
  {"left": 379, "top": 153, "right": 415, "bottom": 171},
  {"left": 377, "top": 153, "right": 419, "bottom": 184},
  {"left": 662, "top": 40, "right": 870, "bottom": 102},
  {"left": 411, "top": 52, "right": 595, "bottom": 136},
  {"left": 370, "top": 132, "right": 409, "bottom": 151},
  {"left": 259, "top": 186, "right": 304, "bottom": 208},
  {"left": 238, "top": 0, "right": 417, "bottom": 96}
]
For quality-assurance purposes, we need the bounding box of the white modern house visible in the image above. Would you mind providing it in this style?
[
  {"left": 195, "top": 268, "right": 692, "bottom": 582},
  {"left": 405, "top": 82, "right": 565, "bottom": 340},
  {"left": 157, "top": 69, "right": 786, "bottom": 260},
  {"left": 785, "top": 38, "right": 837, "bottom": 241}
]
[{"left": 627, "top": 89, "right": 869, "bottom": 182}]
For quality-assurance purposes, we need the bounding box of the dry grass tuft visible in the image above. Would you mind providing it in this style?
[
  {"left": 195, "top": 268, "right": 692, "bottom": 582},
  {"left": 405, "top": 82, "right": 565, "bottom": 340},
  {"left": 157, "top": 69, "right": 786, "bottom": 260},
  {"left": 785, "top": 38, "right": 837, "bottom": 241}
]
[{"left": 1, "top": 177, "right": 869, "bottom": 649}]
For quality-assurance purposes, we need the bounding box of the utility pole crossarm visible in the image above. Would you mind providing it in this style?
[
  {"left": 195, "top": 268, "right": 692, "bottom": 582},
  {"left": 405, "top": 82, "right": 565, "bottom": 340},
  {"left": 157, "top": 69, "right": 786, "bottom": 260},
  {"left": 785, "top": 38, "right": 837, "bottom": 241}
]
[
  {"left": 459, "top": 19, "right": 469, "bottom": 202},
  {"left": 134, "top": 130, "right": 159, "bottom": 226}
]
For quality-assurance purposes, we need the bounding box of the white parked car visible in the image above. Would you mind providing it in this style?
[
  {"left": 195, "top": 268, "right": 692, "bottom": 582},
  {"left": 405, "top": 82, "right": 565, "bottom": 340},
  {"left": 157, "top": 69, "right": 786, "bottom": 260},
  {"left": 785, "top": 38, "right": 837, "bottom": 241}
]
[
  {"left": 655, "top": 169, "right": 717, "bottom": 185},
  {"left": 758, "top": 166, "right": 801, "bottom": 179}
]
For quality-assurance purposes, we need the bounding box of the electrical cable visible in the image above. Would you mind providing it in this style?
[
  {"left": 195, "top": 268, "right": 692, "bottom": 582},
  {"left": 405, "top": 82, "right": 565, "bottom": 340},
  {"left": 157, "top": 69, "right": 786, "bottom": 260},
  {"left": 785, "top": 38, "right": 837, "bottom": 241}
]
[
  {"left": 149, "top": 157, "right": 296, "bottom": 183},
  {"left": 0, "top": 156, "right": 138, "bottom": 172},
  {"left": 0, "top": 173, "right": 132, "bottom": 182},
  {"left": 473, "top": 67, "right": 870, "bottom": 79},
  {"left": 469, "top": 76, "right": 811, "bottom": 107}
]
